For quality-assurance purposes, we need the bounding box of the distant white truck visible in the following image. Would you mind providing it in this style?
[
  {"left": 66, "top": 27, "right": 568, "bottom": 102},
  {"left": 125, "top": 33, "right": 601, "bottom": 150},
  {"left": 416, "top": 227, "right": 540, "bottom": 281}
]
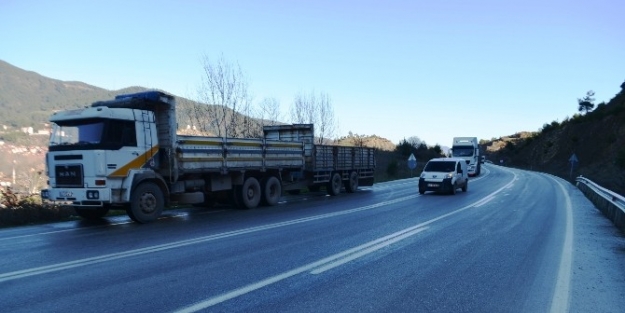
[{"left": 450, "top": 137, "right": 481, "bottom": 177}]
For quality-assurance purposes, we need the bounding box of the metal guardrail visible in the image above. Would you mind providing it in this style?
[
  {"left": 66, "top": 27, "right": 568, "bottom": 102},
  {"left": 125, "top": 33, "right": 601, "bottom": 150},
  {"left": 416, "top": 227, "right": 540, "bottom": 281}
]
[
  {"left": 575, "top": 176, "right": 625, "bottom": 209},
  {"left": 575, "top": 175, "right": 625, "bottom": 232}
]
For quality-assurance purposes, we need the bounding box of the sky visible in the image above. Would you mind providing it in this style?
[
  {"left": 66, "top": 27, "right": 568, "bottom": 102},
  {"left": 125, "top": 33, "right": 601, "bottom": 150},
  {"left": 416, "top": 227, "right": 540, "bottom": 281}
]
[{"left": 1, "top": 0, "right": 623, "bottom": 146}]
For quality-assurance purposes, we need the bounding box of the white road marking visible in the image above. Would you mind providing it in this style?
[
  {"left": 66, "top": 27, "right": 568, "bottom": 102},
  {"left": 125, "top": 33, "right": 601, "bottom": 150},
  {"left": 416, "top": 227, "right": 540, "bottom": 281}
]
[
  {"left": 0, "top": 195, "right": 419, "bottom": 283},
  {"left": 175, "top": 171, "right": 518, "bottom": 312},
  {"left": 473, "top": 195, "right": 495, "bottom": 208},
  {"left": 548, "top": 176, "right": 574, "bottom": 313}
]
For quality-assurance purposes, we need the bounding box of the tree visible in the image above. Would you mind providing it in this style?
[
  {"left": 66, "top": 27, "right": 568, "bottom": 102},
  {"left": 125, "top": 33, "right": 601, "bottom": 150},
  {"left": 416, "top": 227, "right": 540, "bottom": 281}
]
[
  {"left": 405, "top": 136, "right": 423, "bottom": 148},
  {"left": 195, "top": 53, "right": 251, "bottom": 137},
  {"left": 289, "top": 91, "right": 338, "bottom": 144},
  {"left": 258, "top": 97, "right": 282, "bottom": 127},
  {"left": 577, "top": 90, "right": 595, "bottom": 114}
]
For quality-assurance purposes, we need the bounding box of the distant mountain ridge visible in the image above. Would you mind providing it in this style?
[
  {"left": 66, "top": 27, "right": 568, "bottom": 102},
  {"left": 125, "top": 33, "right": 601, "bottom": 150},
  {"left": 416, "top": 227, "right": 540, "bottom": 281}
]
[
  {"left": 0, "top": 60, "right": 397, "bottom": 151},
  {"left": 0, "top": 59, "right": 148, "bottom": 128}
]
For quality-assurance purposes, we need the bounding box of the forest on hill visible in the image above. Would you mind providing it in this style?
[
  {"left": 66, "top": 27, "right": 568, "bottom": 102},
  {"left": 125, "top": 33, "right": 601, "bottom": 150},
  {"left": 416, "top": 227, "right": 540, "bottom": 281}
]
[{"left": 483, "top": 81, "right": 625, "bottom": 196}]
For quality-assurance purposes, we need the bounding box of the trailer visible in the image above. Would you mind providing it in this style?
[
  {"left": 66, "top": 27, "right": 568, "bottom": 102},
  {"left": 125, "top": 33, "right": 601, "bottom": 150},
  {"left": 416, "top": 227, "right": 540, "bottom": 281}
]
[{"left": 41, "top": 91, "right": 375, "bottom": 223}]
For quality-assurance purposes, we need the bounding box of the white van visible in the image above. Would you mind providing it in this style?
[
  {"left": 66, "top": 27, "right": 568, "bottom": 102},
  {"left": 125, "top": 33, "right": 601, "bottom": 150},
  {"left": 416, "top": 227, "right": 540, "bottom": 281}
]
[{"left": 418, "top": 158, "right": 468, "bottom": 195}]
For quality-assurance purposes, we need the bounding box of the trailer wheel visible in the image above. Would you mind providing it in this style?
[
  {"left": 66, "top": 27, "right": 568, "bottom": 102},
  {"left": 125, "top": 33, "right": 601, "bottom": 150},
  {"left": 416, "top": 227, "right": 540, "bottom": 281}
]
[
  {"left": 238, "top": 177, "right": 261, "bottom": 209},
  {"left": 327, "top": 172, "right": 342, "bottom": 196},
  {"left": 74, "top": 207, "right": 109, "bottom": 220},
  {"left": 127, "top": 182, "right": 164, "bottom": 223},
  {"left": 261, "top": 176, "right": 281, "bottom": 206},
  {"left": 344, "top": 171, "right": 359, "bottom": 193}
]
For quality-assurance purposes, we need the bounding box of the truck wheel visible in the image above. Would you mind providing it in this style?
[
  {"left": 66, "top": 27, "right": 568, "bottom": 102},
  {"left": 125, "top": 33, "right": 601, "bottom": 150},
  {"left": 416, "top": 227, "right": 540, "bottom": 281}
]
[
  {"left": 74, "top": 207, "right": 109, "bottom": 219},
  {"left": 344, "top": 171, "right": 359, "bottom": 193},
  {"left": 450, "top": 184, "right": 457, "bottom": 195},
  {"left": 261, "top": 176, "right": 281, "bottom": 206},
  {"left": 127, "top": 182, "right": 164, "bottom": 223},
  {"left": 462, "top": 181, "right": 468, "bottom": 192},
  {"left": 238, "top": 177, "right": 261, "bottom": 209},
  {"left": 327, "top": 172, "right": 342, "bottom": 196}
]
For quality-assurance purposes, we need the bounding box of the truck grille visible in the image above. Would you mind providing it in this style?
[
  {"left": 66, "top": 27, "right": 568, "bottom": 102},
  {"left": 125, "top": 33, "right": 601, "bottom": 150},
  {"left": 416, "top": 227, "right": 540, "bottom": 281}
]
[{"left": 55, "top": 165, "right": 84, "bottom": 187}]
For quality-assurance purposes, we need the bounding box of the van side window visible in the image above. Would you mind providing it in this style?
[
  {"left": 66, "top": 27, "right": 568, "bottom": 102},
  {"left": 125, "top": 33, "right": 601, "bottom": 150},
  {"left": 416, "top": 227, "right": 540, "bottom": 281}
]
[{"left": 456, "top": 163, "right": 461, "bottom": 173}]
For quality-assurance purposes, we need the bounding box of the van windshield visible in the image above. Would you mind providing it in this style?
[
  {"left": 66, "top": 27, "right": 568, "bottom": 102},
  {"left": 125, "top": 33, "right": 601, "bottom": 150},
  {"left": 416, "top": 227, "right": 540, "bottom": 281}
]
[{"left": 424, "top": 161, "right": 456, "bottom": 172}]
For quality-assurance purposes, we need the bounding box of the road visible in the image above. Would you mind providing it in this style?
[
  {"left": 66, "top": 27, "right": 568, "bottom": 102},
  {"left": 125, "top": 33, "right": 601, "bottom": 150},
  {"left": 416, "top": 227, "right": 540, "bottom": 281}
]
[{"left": 1, "top": 165, "right": 624, "bottom": 312}]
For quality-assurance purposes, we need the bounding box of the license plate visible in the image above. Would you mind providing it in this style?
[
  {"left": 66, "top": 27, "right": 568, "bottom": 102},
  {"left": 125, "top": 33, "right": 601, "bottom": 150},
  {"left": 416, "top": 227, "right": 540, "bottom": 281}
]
[
  {"left": 428, "top": 183, "right": 439, "bottom": 188},
  {"left": 60, "top": 191, "right": 74, "bottom": 197}
]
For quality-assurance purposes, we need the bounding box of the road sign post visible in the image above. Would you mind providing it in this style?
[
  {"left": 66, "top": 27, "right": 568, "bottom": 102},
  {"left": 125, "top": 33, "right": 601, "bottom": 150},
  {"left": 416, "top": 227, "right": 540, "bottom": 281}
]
[
  {"left": 408, "top": 153, "right": 417, "bottom": 177},
  {"left": 569, "top": 153, "right": 579, "bottom": 179}
]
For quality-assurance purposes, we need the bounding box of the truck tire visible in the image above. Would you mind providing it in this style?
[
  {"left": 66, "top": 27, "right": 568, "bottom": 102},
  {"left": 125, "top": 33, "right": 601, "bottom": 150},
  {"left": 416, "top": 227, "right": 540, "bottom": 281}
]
[
  {"left": 261, "top": 176, "right": 281, "bottom": 206},
  {"left": 327, "top": 172, "right": 342, "bottom": 196},
  {"left": 450, "top": 184, "right": 457, "bottom": 195},
  {"left": 238, "top": 177, "right": 261, "bottom": 209},
  {"left": 74, "top": 207, "right": 109, "bottom": 220},
  {"left": 127, "top": 182, "right": 164, "bottom": 223},
  {"left": 462, "top": 181, "right": 468, "bottom": 192},
  {"left": 344, "top": 171, "right": 359, "bottom": 193}
]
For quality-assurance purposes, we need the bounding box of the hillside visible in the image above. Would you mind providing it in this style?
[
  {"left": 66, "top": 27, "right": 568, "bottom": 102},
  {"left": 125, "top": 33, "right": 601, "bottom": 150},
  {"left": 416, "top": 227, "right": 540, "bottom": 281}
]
[
  {"left": 483, "top": 84, "right": 625, "bottom": 196},
  {"left": 0, "top": 60, "right": 149, "bottom": 128}
]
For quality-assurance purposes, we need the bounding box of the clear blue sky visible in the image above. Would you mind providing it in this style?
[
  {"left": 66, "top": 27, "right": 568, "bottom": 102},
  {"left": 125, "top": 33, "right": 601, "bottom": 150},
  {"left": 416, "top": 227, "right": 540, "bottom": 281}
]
[{"left": 2, "top": 0, "right": 623, "bottom": 146}]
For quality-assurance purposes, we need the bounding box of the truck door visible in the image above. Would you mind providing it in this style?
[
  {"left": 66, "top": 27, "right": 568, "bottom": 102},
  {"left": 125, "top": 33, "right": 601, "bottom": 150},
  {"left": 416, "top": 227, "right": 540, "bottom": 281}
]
[{"left": 106, "top": 119, "right": 154, "bottom": 178}]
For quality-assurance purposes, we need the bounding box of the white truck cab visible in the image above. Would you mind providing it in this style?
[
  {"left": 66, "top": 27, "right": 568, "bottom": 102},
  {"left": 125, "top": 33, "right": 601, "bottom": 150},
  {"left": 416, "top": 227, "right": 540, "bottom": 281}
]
[
  {"left": 418, "top": 158, "right": 468, "bottom": 195},
  {"left": 451, "top": 137, "right": 481, "bottom": 177}
]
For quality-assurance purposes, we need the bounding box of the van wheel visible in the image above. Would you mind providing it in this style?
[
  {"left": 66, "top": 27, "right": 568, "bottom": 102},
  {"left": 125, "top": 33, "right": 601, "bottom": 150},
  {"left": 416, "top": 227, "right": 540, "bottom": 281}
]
[
  {"left": 450, "top": 185, "right": 457, "bottom": 195},
  {"left": 419, "top": 188, "right": 425, "bottom": 195},
  {"left": 462, "top": 181, "right": 468, "bottom": 192}
]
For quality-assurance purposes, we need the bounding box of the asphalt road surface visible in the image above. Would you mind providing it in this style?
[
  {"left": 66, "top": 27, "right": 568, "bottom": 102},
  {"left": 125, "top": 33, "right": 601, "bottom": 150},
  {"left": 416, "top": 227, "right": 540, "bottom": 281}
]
[{"left": 1, "top": 165, "right": 624, "bottom": 312}]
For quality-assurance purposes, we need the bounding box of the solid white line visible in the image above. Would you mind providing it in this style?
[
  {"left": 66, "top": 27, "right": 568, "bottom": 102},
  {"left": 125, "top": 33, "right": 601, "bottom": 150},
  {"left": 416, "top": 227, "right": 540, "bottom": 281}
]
[
  {"left": 473, "top": 195, "right": 495, "bottom": 208},
  {"left": 548, "top": 176, "right": 574, "bottom": 313},
  {"left": 176, "top": 226, "right": 430, "bottom": 313},
  {"left": 175, "top": 171, "right": 518, "bottom": 312},
  {"left": 0, "top": 195, "right": 419, "bottom": 283},
  {"left": 310, "top": 227, "right": 428, "bottom": 274}
]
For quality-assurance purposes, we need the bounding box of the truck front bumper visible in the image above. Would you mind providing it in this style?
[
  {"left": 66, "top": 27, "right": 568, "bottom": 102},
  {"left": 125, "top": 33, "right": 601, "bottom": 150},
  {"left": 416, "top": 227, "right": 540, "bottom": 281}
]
[{"left": 41, "top": 187, "right": 111, "bottom": 207}]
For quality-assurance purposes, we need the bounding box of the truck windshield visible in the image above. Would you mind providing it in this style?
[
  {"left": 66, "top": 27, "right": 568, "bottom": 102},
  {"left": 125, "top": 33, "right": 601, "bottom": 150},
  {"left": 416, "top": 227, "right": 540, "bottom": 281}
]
[
  {"left": 49, "top": 119, "right": 104, "bottom": 147},
  {"left": 49, "top": 118, "right": 137, "bottom": 151},
  {"left": 452, "top": 147, "right": 474, "bottom": 157},
  {"left": 424, "top": 161, "right": 456, "bottom": 172}
]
